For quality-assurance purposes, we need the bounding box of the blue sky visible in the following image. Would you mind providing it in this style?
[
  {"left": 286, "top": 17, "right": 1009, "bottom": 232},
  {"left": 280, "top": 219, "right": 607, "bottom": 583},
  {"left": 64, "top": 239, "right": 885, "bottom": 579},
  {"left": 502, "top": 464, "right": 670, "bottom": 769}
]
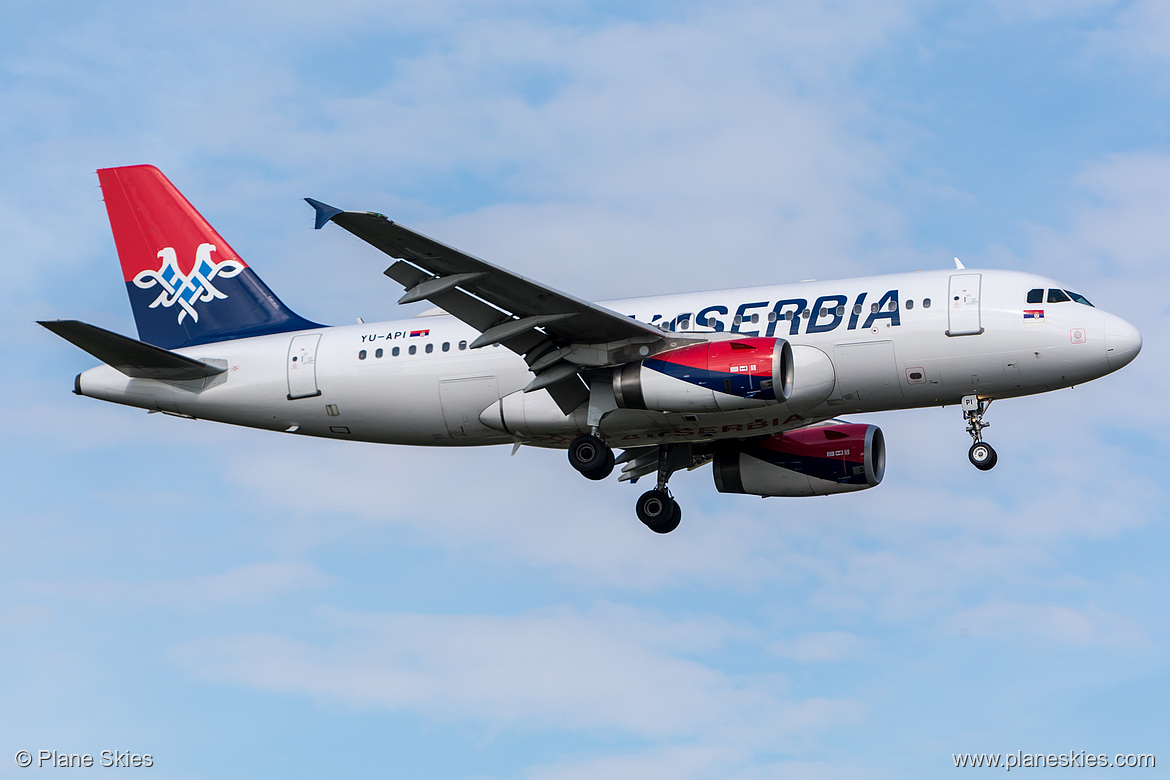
[{"left": 3, "top": 1, "right": 1168, "bottom": 777}]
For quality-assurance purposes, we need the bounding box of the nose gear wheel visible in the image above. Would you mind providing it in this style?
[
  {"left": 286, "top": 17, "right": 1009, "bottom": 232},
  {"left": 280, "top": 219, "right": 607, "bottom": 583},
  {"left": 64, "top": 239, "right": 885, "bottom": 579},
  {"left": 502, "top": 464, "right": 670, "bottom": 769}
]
[{"left": 962, "top": 395, "right": 997, "bottom": 471}]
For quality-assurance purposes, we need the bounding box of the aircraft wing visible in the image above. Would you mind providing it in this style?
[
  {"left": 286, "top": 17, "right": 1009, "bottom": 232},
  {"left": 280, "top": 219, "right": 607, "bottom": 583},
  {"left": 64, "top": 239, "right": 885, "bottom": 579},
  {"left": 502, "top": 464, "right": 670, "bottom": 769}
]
[{"left": 306, "top": 199, "right": 692, "bottom": 412}]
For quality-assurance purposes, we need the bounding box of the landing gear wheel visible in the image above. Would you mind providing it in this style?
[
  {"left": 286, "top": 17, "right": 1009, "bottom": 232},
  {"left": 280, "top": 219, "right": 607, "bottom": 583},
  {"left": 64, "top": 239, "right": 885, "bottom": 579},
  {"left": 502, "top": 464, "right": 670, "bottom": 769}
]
[
  {"left": 968, "top": 441, "right": 998, "bottom": 471},
  {"left": 636, "top": 489, "right": 682, "bottom": 534},
  {"left": 582, "top": 447, "right": 616, "bottom": 481},
  {"left": 568, "top": 434, "right": 614, "bottom": 480}
]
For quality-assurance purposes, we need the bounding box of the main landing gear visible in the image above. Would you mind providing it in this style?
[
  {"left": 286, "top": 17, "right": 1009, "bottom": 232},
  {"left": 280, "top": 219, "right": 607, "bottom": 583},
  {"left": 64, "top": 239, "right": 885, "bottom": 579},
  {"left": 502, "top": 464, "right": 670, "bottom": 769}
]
[
  {"left": 962, "top": 394, "right": 998, "bottom": 471},
  {"left": 636, "top": 488, "right": 681, "bottom": 535},
  {"left": 630, "top": 443, "right": 691, "bottom": 534},
  {"left": 567, "top": 434, "right": 685, "bottom": 534},
  {"left": 568, "top": 432, "right": 614, "bottom": 480}
]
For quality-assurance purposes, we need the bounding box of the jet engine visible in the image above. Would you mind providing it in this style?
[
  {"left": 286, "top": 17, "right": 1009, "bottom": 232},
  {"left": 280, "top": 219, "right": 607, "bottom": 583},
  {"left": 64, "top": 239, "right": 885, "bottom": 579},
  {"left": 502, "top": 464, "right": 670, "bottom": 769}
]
[
  {"left": 713, "top": 422, "right": 885, "bottom": 497},
  {"left": 612, "top": 337, "right": 794, "bottom": 413}
]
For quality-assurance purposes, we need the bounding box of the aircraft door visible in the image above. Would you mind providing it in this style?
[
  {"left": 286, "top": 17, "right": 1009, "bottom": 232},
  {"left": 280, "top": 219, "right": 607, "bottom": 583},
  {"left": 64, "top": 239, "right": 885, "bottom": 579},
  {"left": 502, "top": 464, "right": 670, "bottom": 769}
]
[
  {"left": 440, "top": 375, "right": 500, "bottom": 438},
  {"left": 947, "top": 273, "right": 983, "bottom": 336},
  {"left": 287, "top": 333, "right": 322, "bottom": 399}
]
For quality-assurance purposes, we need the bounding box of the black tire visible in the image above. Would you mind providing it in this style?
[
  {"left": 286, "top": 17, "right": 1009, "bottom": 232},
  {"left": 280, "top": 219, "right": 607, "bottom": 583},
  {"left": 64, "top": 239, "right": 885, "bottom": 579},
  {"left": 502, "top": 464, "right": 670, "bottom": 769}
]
[
  {"left": 580, "top": 447, "right": 616, "bottom": 481},
  {"left": 568, "top": 434, "right": 613, "bottom": 479},
  {"left": 968, "top": 441, "right": 998, "bottom": 471},
  {"left": 637, "top": 490, "right": 682, "bottom": 534}
]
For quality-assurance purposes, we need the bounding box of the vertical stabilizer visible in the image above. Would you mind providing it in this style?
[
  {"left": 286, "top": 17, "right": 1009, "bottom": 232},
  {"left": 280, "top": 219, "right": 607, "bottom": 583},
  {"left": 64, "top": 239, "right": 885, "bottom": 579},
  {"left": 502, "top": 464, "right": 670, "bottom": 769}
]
[{"left": 98, "top": 165, "right": 321, "bottom": 348}]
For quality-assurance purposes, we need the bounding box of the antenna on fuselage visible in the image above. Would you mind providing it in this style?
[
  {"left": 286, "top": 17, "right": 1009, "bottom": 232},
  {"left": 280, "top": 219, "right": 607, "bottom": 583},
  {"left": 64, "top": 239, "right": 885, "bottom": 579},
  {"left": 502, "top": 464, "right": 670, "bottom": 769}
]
[{"left": 954, "top": 257, "right": 966, "bottom": 270}]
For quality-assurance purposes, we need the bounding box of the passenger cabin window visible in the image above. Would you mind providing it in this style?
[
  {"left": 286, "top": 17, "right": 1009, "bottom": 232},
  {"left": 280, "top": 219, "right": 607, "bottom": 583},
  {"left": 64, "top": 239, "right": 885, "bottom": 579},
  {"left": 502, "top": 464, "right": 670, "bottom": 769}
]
[
  {"left": 1027, "top": 288, "right": 1043, "bottom": 304},
  {"left": 458, "top": 340, "right": 467, "bottom": 350},
  {"left": 1047, "top": 288, "right": 1070, "bottom": 303},
  {"left": 409, "top": 345, "right": 417, "bottom": 355},
  {"left": 1065, "top": 290, "right": 1094, "bottom": 306},
  {"left": 906, "top": 299, "right": 914, "bottom": 310},
  {"left": 375, "top": 348, "right": 383, "bottom": 358},
  {"left": 358, "top": 350, "right": 367, "bottom": 360},
  {"left": 923, "top": 298, "right": 931, "bottom": 308},
  {"left": 425, "top": 343, "right": 434, "bottom": 353},
  {"left": 442, "top": 342, "right": 450, "bottom": 352},
  {"left": 392, "top": 347, "right": 400, "bottom": 357}
]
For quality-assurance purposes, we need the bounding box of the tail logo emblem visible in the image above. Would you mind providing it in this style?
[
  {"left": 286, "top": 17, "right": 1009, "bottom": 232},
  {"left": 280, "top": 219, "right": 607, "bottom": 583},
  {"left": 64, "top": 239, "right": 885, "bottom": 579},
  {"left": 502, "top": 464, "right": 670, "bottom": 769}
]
[{"left": 133, "top": 243, "right": 244, "bottom": 324}]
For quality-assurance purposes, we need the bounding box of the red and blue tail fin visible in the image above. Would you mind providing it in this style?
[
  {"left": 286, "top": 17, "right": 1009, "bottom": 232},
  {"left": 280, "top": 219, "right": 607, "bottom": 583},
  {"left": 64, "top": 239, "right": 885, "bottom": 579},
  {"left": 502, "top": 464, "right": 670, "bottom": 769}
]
[{"left": 98, "top": 165, "right": 322, "bottom": 349}]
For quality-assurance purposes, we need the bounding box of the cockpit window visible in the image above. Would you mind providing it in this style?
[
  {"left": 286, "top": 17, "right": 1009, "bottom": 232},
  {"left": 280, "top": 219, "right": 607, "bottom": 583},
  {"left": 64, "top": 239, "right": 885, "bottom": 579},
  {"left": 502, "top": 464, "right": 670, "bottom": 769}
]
[
  {"left": 1047, "top": 288, "right": 1070, "bottom": 303},
  {"left": 1026, "top": 288, "right": 1043, "bottom": 304},
  {"left": 1064, "top": 290, "right": 1094, "bottom": 307}
]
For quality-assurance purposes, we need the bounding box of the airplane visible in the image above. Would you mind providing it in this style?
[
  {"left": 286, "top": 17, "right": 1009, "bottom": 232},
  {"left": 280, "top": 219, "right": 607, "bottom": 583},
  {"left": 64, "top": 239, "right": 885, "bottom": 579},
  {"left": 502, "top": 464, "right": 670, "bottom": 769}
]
[{"left": 40, "top": 165, "right": 1143, "bottom": 533}]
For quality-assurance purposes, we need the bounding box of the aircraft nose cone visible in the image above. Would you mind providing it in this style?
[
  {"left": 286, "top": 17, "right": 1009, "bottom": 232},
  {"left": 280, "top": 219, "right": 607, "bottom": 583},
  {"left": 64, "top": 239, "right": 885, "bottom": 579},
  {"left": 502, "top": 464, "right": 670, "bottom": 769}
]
[{"left": 1104, "top": 315, "right": 1142, "bottom": 371}]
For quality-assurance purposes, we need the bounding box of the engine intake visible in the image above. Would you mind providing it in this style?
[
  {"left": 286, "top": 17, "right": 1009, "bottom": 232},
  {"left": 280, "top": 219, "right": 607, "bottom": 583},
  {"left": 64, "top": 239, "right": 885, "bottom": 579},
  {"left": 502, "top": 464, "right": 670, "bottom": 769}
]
[
  {"left": 613, "top": 338, "right": 793, "bottom": 413},
  {"left": 713, "top": 422, "right": 885, "bottom": 497}
]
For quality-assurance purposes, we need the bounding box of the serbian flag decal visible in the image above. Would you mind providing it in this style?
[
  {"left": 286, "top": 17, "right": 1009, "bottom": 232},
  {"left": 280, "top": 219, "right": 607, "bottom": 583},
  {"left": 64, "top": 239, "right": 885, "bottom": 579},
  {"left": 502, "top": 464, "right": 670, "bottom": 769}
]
[
  {"left": 410, "top": 329, "right": 430, "bottom": 338},
  {"left": 1023, "top": 309, "right": 1044, "bottom": 322}
]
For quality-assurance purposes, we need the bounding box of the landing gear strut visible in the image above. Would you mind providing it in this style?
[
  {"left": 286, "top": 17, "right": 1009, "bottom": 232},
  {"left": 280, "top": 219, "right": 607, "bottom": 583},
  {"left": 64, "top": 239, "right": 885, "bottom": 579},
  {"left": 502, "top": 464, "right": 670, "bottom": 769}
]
[
  {"left": 568, "top": 432, "right": 614, "bottom": 480},
  {"left": 962, "top": 395, "right": 997, "bottom": 471}
]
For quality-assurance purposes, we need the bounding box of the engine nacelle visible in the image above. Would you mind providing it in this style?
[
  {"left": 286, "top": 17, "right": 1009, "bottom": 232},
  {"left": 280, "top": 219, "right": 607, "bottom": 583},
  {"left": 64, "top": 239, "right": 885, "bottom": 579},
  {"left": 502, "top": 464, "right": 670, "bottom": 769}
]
[
  {"left": 713, "top": 422, "right": 885, "bottom": 497},
  {"left": 612, "top": 337, "right": 793, "bottom": 413}
]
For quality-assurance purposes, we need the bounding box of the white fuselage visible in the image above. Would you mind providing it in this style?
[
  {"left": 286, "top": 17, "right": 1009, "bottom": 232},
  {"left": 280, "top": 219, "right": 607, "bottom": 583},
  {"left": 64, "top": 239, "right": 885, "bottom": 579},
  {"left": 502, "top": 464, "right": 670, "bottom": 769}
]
[{"left": 75, "top": 268, "right": 1140, "bottom": 449}]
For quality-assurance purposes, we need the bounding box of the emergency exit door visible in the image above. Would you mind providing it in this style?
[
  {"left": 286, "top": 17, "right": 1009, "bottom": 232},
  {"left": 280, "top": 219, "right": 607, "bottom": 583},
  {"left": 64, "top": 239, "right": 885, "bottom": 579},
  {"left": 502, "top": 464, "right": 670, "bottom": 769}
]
[
  {"left": 287, "top": 333, "right": 322, "bottom": 399},
  {"left": 947, "top": 273, "right": 983, "bottom": 336}
]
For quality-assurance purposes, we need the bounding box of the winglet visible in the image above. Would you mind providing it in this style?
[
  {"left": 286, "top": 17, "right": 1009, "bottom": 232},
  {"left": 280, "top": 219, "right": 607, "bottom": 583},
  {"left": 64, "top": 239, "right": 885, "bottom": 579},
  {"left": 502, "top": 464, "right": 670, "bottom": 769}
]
[
  {"left": 954, "top": 256, "right": 966, "bottom": 270},
  {"left": 305, "top": 198, "right": 344, "bottom": 230}
]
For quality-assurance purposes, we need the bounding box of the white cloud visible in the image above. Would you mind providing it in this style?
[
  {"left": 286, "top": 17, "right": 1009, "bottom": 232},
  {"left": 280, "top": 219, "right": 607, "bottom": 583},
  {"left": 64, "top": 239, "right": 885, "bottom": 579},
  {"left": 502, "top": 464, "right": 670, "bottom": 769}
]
[
  {"left": 173, "top": 605, "right": 863, "bottom": 741},
  {"left": 28, "top": 562, "right": 329, "bottom": 612},
  {"left": 944, "top": 600, "right": 1148, "bottom": 649},
  {"left": 771, "top": 631, "right": 873, "bottom": 663},
  {"left": 520, "top": 743, "right": 874, "bottom": 780},
  {"left": 989, "top": 0, "right": 1117, "bottom": 22},
  {"left": 1092, "top": 0, "right": 1170, "bottom": 63}
]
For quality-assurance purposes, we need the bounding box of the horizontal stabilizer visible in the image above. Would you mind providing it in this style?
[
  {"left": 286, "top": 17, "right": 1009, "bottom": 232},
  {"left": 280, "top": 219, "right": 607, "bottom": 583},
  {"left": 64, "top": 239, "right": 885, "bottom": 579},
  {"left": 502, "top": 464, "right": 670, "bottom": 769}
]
[{"left": 38, "top": 320, "right": 226, "bottom": 380}]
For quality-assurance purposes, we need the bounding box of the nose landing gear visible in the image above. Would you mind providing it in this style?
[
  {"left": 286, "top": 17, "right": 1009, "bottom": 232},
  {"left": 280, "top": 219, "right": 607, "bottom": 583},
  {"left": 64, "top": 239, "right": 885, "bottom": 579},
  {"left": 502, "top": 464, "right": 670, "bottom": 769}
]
[{"left": 962, "top": 395, "right": 997, "bottom": 471}]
